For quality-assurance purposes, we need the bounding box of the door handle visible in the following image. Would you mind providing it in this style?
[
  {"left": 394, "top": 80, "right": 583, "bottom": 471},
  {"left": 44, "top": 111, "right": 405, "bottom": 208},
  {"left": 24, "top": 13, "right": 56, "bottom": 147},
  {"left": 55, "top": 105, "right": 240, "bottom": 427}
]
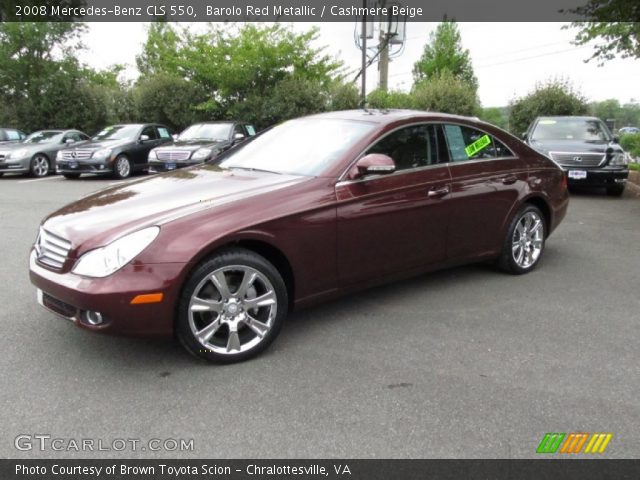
[
  {"left": 427, "top": 186, "right": 450, "bottom": 198},
  {"left": 502, "top": 175, "right": 518, "bottom": 185}
]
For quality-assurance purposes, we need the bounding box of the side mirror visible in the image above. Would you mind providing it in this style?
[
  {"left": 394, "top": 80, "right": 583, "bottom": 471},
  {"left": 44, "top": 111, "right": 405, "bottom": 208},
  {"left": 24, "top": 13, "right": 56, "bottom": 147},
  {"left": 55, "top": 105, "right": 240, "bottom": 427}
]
[
  {"left": 521, "top": 132, "right": 528, "bottom": 141},
  {"left": 172, "top": 134, "right": 179, "bottom": 141},
  {"left": 232, "top": 132, "right": 245, "bottom": 144},
  {"left": 64, "top": 138, "right": 75, "bottom": 144},
  {"left": 139, "top": 134, "right": 150, "bottom": 142},
  {"left": 612, "top": 135, "right": 620, "bottom": 144},
  {"left": 348, "top": 153, "right": 396, "bottom": 180}
]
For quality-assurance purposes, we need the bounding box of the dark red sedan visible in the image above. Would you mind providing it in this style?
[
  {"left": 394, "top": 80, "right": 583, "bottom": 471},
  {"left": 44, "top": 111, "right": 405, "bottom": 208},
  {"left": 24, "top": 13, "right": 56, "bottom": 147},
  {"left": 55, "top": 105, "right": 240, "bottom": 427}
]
[{"left": 30, "top": 110, "right": 569, "bottom": 363}]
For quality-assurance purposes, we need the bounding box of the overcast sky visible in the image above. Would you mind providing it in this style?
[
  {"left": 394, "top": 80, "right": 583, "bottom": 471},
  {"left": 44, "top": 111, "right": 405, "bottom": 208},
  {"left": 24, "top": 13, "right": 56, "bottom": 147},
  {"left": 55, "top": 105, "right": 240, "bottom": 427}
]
[{"left": 80, "top": 22, "right": 640, "bottom": 107}]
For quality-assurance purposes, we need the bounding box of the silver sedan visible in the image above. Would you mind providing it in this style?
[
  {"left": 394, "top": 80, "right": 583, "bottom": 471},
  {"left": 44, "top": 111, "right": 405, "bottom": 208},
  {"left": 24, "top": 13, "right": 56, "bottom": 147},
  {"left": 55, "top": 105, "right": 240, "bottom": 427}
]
[{"left": 0, "top": 130, "right": 90, "bottom": 178}]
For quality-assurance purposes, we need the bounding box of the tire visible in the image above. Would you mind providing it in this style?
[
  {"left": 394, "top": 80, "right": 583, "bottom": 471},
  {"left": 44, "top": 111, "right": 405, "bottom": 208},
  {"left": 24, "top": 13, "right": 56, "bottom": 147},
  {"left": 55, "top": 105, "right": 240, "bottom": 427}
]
[
  {"left": 0, "top": 173, "right": 4, "bottom": 177},
  {"left": 63, "top": 173, "right": 81, "bottom": 180},
  {"left": 176, "top": 248, "right": 288, "bottom": 363},
  {"left": 606, "top": 185, "right": 625, "bottom": 197},
  {"left": 30, "top": 154, "right": 50, "bottom": 178},
  {"left": 498, "top": 204, "right": 546, "bottom": 275},
  {"left": 113, "top": 154, "right": 132, "bottom": 179}
]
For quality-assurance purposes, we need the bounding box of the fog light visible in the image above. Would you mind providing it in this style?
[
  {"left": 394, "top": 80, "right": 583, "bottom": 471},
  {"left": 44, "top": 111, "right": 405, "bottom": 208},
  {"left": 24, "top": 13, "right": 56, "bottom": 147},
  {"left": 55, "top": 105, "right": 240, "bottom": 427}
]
[
  {"left": 83, "top": 310, "right": 103, "bottom": 326},
  {"left": 99, "top": 165, "right": 105, "bottom": 170}
]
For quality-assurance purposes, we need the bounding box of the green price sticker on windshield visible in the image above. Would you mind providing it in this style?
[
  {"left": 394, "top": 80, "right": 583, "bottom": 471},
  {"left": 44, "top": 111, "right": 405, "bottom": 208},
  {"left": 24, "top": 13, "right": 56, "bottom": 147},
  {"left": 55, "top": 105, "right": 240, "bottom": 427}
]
[{"left": 465, "top": 134, "right": 491, "bottom": 157}]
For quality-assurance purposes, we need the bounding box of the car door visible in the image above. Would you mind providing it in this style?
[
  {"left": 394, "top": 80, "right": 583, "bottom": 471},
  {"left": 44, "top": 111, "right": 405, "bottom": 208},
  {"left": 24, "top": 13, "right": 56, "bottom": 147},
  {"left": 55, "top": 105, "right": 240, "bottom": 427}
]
[
  {"left": 132, "top": 125, "right": 160, "bottom": 167},
  {"left": 335, "top": 123, "right": 452, "bottom": 287},
  {"left": 441, "top": 123, "right": 528, "bottom": 260}
]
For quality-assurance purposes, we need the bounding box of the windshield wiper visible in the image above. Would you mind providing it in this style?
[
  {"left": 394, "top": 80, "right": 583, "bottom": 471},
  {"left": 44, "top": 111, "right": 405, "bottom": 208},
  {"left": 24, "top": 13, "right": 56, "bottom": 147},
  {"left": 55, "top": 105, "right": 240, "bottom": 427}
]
[{"left": 227, "top": 166, "right": 282, "bottom": 175}]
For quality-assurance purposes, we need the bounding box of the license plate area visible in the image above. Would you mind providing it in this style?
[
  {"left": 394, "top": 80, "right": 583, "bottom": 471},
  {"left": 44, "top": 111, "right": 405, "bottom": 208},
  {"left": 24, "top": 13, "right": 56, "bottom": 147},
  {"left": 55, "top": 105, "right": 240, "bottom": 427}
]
[
  {"left": 68, "top": 161, "right": 78, "bottom": 168},
  {"left": 166, "top": 163, "right": 176, "bottom": 170},
  {"left": 568, "top": 170, "right": 587, "bottom": 180}
]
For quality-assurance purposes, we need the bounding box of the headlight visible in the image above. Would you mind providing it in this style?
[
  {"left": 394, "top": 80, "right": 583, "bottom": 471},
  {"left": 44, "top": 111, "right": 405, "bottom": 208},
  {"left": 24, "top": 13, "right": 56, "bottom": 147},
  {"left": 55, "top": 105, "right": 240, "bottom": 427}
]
[
  {"left": 8, "top": 148, "right": 28, "bottom": 159},
  {"left": 148, "top": 149, "right": 157, "bottom": 160},
  {"left": 72, "top": 227, "right": 160, "bottom": 278},
  {"left": 92, "top": 148, "right": 112, "bottom": 160},
  {"left": 610, "top": 152, "right": 627, "bottom": 166},
  {"left": 56, "top": 151, "right": 64, "bottom": 161},
  {"left": 192, "top": 148, "right": 212, "bottom": 160}
]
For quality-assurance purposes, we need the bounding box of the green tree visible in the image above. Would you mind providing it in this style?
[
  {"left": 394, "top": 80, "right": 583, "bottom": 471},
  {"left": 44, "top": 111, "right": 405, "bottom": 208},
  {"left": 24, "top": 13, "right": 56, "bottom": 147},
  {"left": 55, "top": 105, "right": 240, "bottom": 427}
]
[
  {"left": 133, "top": 73, "right": 208, "bottom": 131},
  {"left": 366, "top": 89, "right": 414, "bottom": 109},
  {"left": 412, "top": 21, "right": 478, "bottom": 91},
  {"left": 508, "top": 79, "right": 588, "bottom": 135},
  {"left": 565, "top": 1, "right": 640, "bottom": 64},
  {"left": 479, "top": 107, "right": 508, "bottom": 130},
  {"left": 411, "top": 71, "right": 480, "bottom": 116}
]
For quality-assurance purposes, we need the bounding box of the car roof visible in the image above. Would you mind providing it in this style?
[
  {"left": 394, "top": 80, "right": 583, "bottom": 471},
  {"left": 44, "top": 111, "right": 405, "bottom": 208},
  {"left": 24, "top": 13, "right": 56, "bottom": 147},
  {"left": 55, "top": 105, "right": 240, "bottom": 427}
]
[
  {"left": 32, "top": 129, "right": 64, "bottom": 134},
  {"left": 305, "top": 109, "right": 480, "bottom": 124},
  {"left": 536, "top": 116, "right": 601, "bottom": 121}
]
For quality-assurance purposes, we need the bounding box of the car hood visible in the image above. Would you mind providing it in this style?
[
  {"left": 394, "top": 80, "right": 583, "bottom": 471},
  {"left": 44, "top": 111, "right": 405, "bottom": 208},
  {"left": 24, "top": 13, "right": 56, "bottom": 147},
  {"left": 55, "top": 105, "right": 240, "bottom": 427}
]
[
  {"left": 154, "top": 139, "right": 229, "bottom": 151},
  {"left": 528, "top": 139, "right": 621, "bottom": 155},
  {"left": 63, "top": 139, "right": 131, "bottom": 151},
  {"left": 42, "top": 164, "right": 307, "bottom": 250}
]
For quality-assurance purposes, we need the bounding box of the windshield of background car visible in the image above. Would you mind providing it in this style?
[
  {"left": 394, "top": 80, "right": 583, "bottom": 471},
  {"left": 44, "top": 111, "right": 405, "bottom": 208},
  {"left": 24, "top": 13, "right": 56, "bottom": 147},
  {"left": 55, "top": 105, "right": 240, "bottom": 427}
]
[
  {"left": 219, "top": 119, "right": 376, "bottom": 176},
  {"left": 179, "top": 124, "right": 233, "bottom": 141},
  {"left": 92, "top": 125, "right": 140, "bottom": 141},
  {"left": 531, "top": 118, "right": 611, "bottom": 142},
  {"left": 24, "top": 131, "right": 62, "bottom": 144}
]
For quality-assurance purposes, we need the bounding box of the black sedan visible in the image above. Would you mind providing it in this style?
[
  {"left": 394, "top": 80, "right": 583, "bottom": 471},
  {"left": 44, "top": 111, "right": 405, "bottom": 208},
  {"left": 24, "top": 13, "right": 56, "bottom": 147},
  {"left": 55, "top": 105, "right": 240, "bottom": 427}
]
[
  {"left": 524, "top": 116, "right": 629, "bottom": 196},
  {"left": 56, "top": 124, "right": 173, "bottom": 179},
  {"left": 148, "top": 122, "right": 256, "bottom": 172}
]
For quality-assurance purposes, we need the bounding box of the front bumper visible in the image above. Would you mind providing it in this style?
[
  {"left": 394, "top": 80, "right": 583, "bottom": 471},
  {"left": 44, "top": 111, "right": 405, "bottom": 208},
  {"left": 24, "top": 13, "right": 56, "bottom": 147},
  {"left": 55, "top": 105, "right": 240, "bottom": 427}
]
[
  {"left": 0, "top": 158, "right": 30, "bottom": 173},
  {"left": 148, "top": 160, "right": 201, "bottom": 173},
  {"left": 29, "top": 251, "right": 190, "bottom": 336},
  {"left": 56, "top": 159, "right": 113, "bottom": 175},
  {"left": 562, "top": 166, "right": 629, "bottom": 187}
]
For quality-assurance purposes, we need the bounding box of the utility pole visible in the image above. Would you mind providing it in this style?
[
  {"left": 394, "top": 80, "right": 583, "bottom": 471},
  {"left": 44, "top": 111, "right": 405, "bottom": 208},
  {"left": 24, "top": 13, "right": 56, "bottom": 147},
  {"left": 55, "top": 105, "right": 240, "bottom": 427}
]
[
  {"left": 360, "top": 3, "right": 367, "bottom": 106},
  {"left": 378, "top": 30, "right": 390, "bottom": 92}
]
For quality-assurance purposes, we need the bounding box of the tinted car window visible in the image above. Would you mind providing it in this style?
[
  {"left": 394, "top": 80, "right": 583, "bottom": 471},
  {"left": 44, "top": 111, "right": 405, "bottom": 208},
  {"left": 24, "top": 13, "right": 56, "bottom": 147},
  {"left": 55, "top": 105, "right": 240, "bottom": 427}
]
[
  {"left": 443, "top": 124, "right": 497, "bottom": 161},
  {"left": 24, "top": 131, "right": 63, "bottom": 144},
  {"left": 233, "top": 124, "right": 245, "bottom": 137},
  {"left": 494, "top": 138, "right": 514, "bottom": 157},
  {"left": 366, "top": 124, "right": 442, "bottom": 171},
  {"left": 141, "top": 126, "right": 157, "bottom": 140}
]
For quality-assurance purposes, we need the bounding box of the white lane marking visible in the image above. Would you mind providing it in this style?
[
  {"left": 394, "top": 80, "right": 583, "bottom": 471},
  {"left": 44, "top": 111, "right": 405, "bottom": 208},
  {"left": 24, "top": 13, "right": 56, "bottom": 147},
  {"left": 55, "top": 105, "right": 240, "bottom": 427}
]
[{"left": 18, "top": 176, "right": 62, "bottom": 184}]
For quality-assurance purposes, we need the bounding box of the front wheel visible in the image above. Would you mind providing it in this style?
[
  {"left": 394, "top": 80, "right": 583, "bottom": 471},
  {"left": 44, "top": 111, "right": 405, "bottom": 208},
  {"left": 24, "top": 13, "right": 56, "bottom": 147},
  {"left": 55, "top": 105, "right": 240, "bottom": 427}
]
[
  {"left": 498, "top": 205, "right": 546, "bottom": 275},
  {"left": 113, "top": 154, "right": 131, "bottom": 179},
  {"left": 177, "top": 248, "right": 288, "bottom": 363},
  {"left": 30, "top": 154, "right": 50, "bottom": 177}
]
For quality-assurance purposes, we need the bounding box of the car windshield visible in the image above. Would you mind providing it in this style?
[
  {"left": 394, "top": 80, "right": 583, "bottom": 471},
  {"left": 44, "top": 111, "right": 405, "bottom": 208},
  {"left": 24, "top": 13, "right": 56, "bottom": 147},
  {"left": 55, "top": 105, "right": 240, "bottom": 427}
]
[
  {"left": 92, "top": 125, "right": 140, "bottom": 141},
  {"left": 179, "top": 124, "right": 233, "bottom": 141},
  {"left": 24, "top": 131, "right": 62, "bottom": 144},
  {"left": 531, "top": 118, "right": 611, "bottom": 142},
  {"left": 218, "top": 118, "right": 376, "bottom": 176}
]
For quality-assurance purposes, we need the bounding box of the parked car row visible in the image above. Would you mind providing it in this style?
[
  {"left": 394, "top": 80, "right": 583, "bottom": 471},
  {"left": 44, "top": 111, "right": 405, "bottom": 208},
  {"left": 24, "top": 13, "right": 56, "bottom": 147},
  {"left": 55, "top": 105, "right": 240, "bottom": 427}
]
[{"left": 0, "top": 121, "right": 257, "bottom": 179}]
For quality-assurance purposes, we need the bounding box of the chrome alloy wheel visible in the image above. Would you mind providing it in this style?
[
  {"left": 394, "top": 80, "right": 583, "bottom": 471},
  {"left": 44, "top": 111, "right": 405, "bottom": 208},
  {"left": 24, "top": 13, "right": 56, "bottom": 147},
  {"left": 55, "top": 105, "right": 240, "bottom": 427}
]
[
  {"left": 188, "top": 265, "right": 278, "bottom": 355},
  {"left": 511, "top": 211, "right": 544, "bottom": 269},
  {"left": 32, "top": 155, "right": 49, "bottom": 177},
  {"left": 115, "top": 156, "right": 131, "bottom": 178}
]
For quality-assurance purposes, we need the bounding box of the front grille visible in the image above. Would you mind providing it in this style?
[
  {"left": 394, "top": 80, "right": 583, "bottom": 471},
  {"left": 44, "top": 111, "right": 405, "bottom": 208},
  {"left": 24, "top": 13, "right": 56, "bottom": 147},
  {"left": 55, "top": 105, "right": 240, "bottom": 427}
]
[
  {"left": 550, "top": 152, "right": 605, "bottom": 167},
  {"left": 60, "top": 149, "right": 94, "bottom": 160},
  {"left": 42, "top": 292, "right": 77, "bottom": 319},
  {"left": 36, "top": 228, "right": 72, "bottom": 269},
  {"left": 156, "top": 150, "right": 192, "bottom": 161}
]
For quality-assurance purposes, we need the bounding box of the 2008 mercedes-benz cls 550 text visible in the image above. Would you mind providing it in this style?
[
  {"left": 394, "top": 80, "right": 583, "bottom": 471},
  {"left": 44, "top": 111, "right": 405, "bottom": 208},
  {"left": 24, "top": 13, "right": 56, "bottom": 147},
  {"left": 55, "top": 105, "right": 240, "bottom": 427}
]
[{"left": 29, "top": 110, "right": 569, "bottom": 363}]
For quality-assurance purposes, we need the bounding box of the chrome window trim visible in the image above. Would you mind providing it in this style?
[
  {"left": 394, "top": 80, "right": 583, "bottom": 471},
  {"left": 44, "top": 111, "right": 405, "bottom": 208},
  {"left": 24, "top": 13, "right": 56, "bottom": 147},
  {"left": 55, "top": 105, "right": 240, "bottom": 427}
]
[{"left": 336, "top": 120, "right": 518, "bottom": 186}]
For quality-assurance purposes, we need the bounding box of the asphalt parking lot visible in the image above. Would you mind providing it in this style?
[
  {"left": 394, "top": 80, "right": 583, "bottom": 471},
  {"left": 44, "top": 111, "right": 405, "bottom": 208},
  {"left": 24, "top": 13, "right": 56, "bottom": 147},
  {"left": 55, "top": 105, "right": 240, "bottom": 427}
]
[{"left": 0, "top": 173, "right": 638, "bottom": 459}]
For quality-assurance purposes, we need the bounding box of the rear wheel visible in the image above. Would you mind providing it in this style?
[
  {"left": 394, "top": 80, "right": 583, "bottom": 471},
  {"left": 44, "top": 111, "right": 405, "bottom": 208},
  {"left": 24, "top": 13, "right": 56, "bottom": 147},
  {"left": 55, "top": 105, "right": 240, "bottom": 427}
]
[
  {"left": 498, "top": 205, "right": 546, "bottom": 275},
  {"left": 30, "top": 154, "right": 49, "bottom": 177},
  {"left": 606, "top": 185, "right": 625, "bottom": 197},
  {"left": 113, "top": 154, "right": 131, "bottom": 179},
  {"left": 177, "top": 248, "right": 288, "bottom": 363},
  {"left": 63, "top": 173, "right": 80, "bottom": 180}
]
